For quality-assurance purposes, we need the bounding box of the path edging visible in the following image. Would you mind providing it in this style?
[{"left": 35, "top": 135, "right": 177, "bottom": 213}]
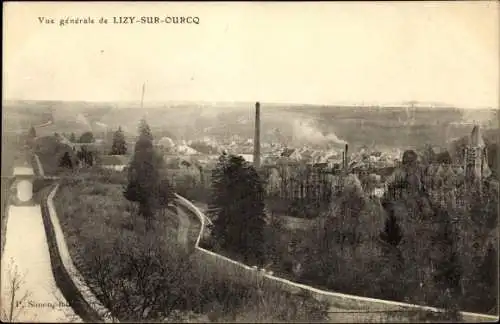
[
  {"left": 42, "top": 184, "right": 116, "bottom": 323},
  {"left": 176, "top": 194, "right": 499, "bottom": 323}
]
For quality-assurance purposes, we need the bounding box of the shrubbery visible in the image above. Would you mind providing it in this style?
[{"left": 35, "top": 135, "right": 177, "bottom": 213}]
[
  {"left": 55, "top": 166, "right": 328, "bottom": 322},
  {"left": 155, "top": 149, "right": 498, "bottom": 316}
]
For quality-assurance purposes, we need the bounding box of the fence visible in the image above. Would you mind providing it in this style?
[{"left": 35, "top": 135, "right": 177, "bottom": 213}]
[{"left": 175, "top": 194, "right": 499, "bottom": 323}]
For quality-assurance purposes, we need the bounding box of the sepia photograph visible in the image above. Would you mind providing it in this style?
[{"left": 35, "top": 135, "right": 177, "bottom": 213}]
[{"left": 2, "top": 1, "right": 499, "bottom": 322}]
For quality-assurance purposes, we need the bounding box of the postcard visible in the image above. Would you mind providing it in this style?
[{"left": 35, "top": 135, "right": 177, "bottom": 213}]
[{"left": 2, "top": 1, "right": 499, "bottom": 323}]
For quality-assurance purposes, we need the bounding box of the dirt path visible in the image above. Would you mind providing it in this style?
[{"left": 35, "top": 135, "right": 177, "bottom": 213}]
[
  {"left": 1, "top": 204, "right": 81, "bottom": 322},
  {"left": 175, "top": 202, "right": 202, "bottom": 251}
]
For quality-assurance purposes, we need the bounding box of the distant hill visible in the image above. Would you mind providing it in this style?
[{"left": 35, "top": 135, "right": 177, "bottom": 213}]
[{"left": 4, "top": 100, "right": 498, "bottom": 152}]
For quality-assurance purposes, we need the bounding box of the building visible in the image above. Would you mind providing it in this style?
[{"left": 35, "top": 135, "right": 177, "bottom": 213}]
[
  {"left": 239, "top": 154, "right": 254, "bottom": 163},
  {"left": 99, "top": 155, "right": 129, "bottom": 172},
  {"left": 157, "top": 137, "right": 176, "bottom": 151},
  {"left": 177, "top": 144, "right": 199, "bottom": 155},
  {"left": 281, "top": 148, "right": 296, "bottom": 158},
  {"left": 465, "top": 125, "right": 491, "bottom": 181},
  {"left": 12, "top": 166, "right": 35, "bottom": 205}
]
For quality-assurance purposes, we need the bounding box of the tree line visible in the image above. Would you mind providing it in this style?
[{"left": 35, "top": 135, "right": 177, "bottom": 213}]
[
  {"left": 200, "top": 147, "right": 498, "bottom": 315},
  {"left": 55, "top": 127, "right": 128, "bottom": 170},
  {"left": 41, "top": 118, "right": 497, "bottom": 315}
]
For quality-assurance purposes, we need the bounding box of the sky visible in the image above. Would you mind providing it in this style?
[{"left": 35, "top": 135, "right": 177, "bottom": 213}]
[{"left": 3, "top": 1, "right": 499, "bottom": 108}]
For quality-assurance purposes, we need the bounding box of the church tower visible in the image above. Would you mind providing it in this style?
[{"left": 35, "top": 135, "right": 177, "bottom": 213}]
[{"left": 465, "top": 125, "right": 490, "bottom": 184}]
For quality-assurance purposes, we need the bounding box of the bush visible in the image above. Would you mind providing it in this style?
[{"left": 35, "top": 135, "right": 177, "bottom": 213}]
[
  {"left": 54, "top": 171, "right": 329, "bottom": 322},
  {"left": 287, "top": 199, "right": 322, "bottom": 219}
]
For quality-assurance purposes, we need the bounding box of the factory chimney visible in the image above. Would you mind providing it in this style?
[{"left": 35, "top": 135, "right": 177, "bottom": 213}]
[
  {"left": 344, "top": 144, "right": 349, "bottom": 170},
  {"left": 253, "top": 102, "right": 261, "bottom": 168}
]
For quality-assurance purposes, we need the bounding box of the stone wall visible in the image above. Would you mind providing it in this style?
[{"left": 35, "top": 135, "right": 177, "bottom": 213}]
[{"left": 176, "top": 194, "right": 499, "bottom": 323}]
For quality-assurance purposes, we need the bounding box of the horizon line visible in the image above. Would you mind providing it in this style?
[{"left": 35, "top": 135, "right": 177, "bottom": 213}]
[{"left": 2, "top": 98, "right": 497, "bottom": 110}]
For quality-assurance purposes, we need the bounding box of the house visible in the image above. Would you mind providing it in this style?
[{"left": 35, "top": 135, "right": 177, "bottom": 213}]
[
  {"left": 238, "top": 154, "right": 254, "bottom": 163},
  {"left": 157, "top": 137, "right": 176, "bottom": 151},
  {"left": 281, "top": 148, "right": 296, "bottom": 158},
  {"left": 177, "top": 144, "right": 199, "bottom": 155},
  {"left": 99, "top": 155, "right": 129, "bottom": 172},
  {"left": 289, "top": 150, "right": 302, "bottom": 161}
]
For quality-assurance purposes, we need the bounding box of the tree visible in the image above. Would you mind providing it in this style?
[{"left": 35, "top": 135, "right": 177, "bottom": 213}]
[
  {"left": 59, "top": 151, "right": 73, "bottom": 169},
  {"left": 79, "top": 131, "right": 95, "bottom": 143},
  {"left": 477, "top": 243, "right": 498, "bottom": 313},
  {"left": 421, "top": 144, "right": 436, "bottom": 166},
  {"left": 486, "top": 143, "right": 498, "bottom": 178},
  {"left": 188, "top": 141, "right": 218, "bottom": 155},
  {"left": 209, "top": 153, "right": 266, "bottom": 265},
  {"left": 138, "top": 118, "right": 153, "bottom": 143},
  {"left": 111, "top": 126, "right": 127, "bottom": 155},
  {"left": 28, "top": 126, "right": 36, "bottom": 139},
  {"left": 69, "top": 132, "right": 76, "bottom": 143},
  {"left": 380, "top": 204, "right": 403, "bottom": 248},
  {"left": 323, "top": 177, "right": 366, "bottom": 254},
  {"left": 1, "top": 259, "right": 33, "bottom": 322},
  {"left": 77, "top": 146, "right": 94, "bottom": 167},
  {"left": 432, "top": 208, "right": 463, "bottom": 308},
  {"left": 124, "top": 119, "right": 174, "bottom": 230},
  {"left": 25, "top": 126, "right": 37, "bottom": 148}
]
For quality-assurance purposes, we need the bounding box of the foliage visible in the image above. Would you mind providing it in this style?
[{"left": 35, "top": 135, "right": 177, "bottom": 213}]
[
  {"left": 124, "top": 119, "right": 174, "bottom": 230},
  {"left": 477, "top": 243, "right": 498, "bottom": 312},
  {"left": 432, "top": 209, "right": 463, "bottom": 306},
  {"left": 79, "top": 131, "right": 95, "bottom": 143},
  {"left": 54, "top": 169, "right": 328, "bottom": 323},
  {"left": 0, "top": 259, "right": 33, "bottom": 322},
  {"left": 28, "top": 126, "right": 36, "bottom": 139},
  {"left": 188, "top": 141, "right": 219, "bottom": 155},
  {"left": 33, "top": 136, "right": 75, "bottom": 175},
  {"left": 287, "top": 199, "right": 323, "bottom": 219},
  {"left": 380, "top": 203, "right": 403, "bottom": 247},
  {"left": 486, "top": 142, "right": 498, "bottom": 178},
  {"left": 137, "top": 118, "right": 153, "bottom": 143},
  {"left": 25, "top": 126, "right": 37, "bottom": 148},
  {"left": 321, "top": 183, "right": 370, "bottom": 254},
  {"left": 174, "top": 175, "right": 210, "bottom": 203},
  {"left": 76, "top": 146, "right": 94, "bottom": 168},
  {"left": 209, "top": 153, "right": 267, "bottom": 266},
  {"left": 256, "top": 149, "right": 498, "bottom": 316},
  {"left": 69, "top": 132, "right": 77, "bottom": 143},
  {"left": 110, "top": 126, "right": 127, "bottom": 155},
  {"left": 59, "top": 151, "right": 73, "bottom": 169}
]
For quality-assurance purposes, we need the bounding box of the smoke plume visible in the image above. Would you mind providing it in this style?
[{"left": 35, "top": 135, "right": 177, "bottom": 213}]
[
  {"left": 95, "top": 121, "right": 107, "bottom": 128},
  {"left": 291, "top": 119, "right": 347, "bottom": 146},
  {"left": 76, "top": 113, "right": 92, "bottom": 130}
]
